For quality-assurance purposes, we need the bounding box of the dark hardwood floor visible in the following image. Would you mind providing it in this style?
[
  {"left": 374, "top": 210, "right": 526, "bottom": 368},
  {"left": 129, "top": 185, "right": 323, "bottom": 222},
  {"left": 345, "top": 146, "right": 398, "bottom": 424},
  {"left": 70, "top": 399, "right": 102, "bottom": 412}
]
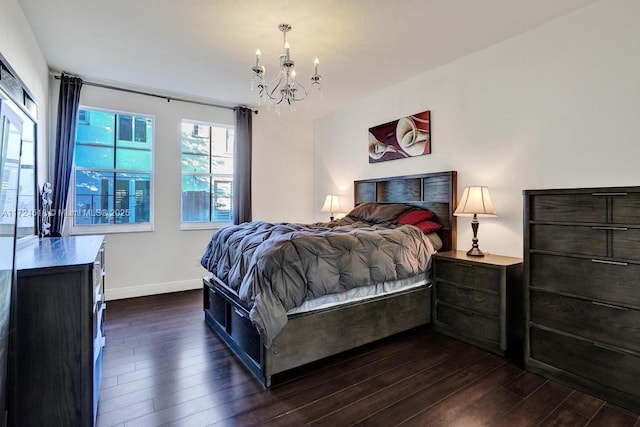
[{"left": 97, "top": 290, "right": 640, "bottom": 427}]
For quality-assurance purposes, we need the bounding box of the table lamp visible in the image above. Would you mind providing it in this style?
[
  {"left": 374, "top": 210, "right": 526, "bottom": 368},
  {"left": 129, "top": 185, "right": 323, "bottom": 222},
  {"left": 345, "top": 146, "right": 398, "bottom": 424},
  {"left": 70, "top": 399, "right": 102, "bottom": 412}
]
[
  {"left": 454, "top": 186, "right": 496, "bottom": 257},
  {"left": 321, "top": 194, "right": 342, "bottom": 221}
]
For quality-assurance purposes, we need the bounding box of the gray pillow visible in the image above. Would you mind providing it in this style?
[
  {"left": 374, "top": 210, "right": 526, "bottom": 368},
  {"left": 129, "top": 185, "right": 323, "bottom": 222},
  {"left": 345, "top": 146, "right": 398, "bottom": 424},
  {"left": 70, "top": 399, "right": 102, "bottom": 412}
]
[{"left": 346, "top": 202, "right": 412, "bottom": 224}]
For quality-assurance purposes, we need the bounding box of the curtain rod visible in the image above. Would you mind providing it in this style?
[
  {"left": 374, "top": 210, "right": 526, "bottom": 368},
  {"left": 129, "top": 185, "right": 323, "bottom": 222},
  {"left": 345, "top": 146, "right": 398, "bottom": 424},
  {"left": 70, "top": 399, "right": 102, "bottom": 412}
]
[{"left": 52, "top": 73, "right": 257, "bottom": 113}]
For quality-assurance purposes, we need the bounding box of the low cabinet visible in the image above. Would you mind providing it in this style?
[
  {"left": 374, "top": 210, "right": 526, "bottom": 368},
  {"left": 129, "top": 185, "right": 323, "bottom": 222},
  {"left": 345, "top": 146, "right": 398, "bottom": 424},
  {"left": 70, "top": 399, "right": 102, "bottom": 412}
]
[
  {"left": 10, "top": 236, "right": 105, "bottom": 427},
  {"left": 432, "top": 251, "right": 523, "bottom": 360}
]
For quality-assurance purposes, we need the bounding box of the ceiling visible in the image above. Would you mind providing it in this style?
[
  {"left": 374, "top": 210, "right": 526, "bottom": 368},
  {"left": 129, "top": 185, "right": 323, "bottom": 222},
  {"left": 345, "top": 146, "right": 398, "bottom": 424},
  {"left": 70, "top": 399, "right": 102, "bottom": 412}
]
[{"left": 19, "top": 0, "right": 599, "bottom": 120}]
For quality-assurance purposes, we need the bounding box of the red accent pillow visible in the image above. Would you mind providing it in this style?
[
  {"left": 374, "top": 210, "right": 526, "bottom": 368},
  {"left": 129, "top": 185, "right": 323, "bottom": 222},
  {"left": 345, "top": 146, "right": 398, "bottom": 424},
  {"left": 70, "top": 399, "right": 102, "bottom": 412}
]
[
  {"left": 413, "top": 220, "right": 442, "bottom": 234},
  {"left": 397, "top": 209, "right": 436, "bottom": 225}
]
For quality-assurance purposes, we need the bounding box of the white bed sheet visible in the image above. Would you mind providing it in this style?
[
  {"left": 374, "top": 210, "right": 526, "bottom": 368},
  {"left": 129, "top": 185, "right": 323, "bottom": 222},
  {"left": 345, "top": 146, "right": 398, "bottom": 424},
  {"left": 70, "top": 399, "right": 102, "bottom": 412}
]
[{"left": 286, "top": 273, "right": 431, "bottom": 315}]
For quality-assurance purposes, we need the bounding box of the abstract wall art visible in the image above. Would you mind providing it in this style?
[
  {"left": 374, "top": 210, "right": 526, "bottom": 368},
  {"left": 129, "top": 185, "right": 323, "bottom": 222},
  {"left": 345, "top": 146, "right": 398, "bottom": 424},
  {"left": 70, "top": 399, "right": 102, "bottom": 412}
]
[{"left": 368, "top": 110, "right": 431, "bottom": 163}]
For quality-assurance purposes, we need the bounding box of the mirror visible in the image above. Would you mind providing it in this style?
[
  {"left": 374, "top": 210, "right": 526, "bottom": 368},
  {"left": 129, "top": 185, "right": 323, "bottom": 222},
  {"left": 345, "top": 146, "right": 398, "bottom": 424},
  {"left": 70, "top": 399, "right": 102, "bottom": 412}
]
[
  {"left": 0, "top": 98, "right": 22, "bottom": 427},
  {"left": 0, "top": 61, "right": 37, "bottom": 245},
  {"left": 0, "top": 53, "right": 37, "bottom": 425},
  {"left": 16, "top": 116, "right": 35, "bottom": 240}
]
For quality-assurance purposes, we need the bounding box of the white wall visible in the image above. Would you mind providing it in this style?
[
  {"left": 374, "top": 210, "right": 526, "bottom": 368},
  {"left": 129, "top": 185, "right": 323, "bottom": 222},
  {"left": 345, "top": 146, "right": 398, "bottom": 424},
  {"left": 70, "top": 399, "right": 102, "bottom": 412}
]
[
  {"left": 72, "top": 85, "right": 314, "bottom": 299},
  {"left": 313, "top": 0, "right": 640, "bottom": 258},
  {"left": 4, "top": 0, "right": 315, "bottom": 301},
  {"left": 253, "top": 113, "right": 315, "bottom": 223},
  {"left": 0, "top": 0, "right": 49, "bottom": 181}
]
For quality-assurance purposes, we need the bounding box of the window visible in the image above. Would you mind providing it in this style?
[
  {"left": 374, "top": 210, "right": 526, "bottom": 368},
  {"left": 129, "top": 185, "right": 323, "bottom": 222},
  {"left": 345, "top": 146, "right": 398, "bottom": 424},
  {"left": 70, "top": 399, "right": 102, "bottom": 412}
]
[
  {"left": 181, "top": 120, "right": 234, "bottom": 226},
  {"left": 72, "top": 107, "right": 153, "bottom": 232}
]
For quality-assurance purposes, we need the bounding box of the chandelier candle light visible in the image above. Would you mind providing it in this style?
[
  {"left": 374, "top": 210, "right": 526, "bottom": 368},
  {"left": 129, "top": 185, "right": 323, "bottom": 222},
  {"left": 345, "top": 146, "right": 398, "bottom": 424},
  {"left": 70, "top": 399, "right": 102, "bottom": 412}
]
[{"left": 251, "top": 23, "right": 322, "bottom": 111}]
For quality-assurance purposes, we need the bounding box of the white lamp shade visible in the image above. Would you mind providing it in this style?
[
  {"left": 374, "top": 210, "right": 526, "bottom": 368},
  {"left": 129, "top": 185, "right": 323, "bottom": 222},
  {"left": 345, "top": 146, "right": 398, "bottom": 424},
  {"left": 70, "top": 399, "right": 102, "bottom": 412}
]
[
  {"left": 454, "top": 186, "right": 497, "bottom": 217},
  {"left": 321, "top": 194, "right": 343, "bottom": 213}
]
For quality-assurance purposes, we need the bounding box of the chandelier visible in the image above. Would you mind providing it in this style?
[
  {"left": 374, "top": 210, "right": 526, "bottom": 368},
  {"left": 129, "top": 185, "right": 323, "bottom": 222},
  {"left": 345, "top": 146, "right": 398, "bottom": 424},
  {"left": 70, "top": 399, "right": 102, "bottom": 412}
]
[{"left": 251, "top": 23, "right": 322, "bottom": 111}]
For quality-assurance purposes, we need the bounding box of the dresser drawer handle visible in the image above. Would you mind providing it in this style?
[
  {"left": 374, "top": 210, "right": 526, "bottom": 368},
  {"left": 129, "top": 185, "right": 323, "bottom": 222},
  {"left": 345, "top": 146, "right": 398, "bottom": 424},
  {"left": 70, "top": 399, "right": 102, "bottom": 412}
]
[
  {"left": 591, "top": 192, "right": 628, "bottom": 196},
  {"left": 591, "top": 226, "right": 628, "bottom": 231},
  {"left": 591, "top": 259, "right": 628, "bottom": 266},
  {"left": 592, "top": 301, "right": 629, "bottom": 311}
]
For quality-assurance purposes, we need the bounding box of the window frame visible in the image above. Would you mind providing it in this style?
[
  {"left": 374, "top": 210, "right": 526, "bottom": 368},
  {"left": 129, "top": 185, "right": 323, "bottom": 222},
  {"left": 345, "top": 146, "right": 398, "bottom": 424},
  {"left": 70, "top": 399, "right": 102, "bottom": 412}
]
[
  {"left": 70, "top": 105, "right": 155, "bottom": 235},
  {"left": 180, "top": 119, "right": 234, "bottom": 230}
]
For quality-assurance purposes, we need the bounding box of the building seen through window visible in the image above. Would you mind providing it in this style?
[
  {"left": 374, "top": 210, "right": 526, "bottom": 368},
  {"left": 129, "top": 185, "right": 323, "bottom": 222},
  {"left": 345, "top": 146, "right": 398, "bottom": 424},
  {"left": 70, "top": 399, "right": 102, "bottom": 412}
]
[{"left": 73, "top": 108, "right": 153, "bottom": 229}]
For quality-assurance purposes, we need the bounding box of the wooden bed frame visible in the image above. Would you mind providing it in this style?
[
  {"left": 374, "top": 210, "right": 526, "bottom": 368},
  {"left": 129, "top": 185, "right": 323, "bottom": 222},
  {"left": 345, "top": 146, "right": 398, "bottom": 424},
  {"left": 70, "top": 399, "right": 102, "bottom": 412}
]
[{"left": 202, "top": 171, "right": 457, "bottom": 387}]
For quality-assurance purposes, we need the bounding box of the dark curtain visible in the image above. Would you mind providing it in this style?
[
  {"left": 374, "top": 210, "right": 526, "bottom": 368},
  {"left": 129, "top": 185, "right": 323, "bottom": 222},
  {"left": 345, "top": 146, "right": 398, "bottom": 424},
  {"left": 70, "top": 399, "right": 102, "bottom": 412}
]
[
  {"left": 50, "top": 74, "right": 83, "bottom": 236},
  {"left": 232, "top": 107, "right": 252, "bottom": 224}
]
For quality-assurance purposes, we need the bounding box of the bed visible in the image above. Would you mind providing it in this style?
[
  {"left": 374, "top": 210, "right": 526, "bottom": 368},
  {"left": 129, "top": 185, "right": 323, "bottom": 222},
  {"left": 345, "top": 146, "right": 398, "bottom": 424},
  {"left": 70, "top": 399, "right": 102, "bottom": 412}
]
[{"left": 201, "top": 171, "right": 457, "bottom": 387}]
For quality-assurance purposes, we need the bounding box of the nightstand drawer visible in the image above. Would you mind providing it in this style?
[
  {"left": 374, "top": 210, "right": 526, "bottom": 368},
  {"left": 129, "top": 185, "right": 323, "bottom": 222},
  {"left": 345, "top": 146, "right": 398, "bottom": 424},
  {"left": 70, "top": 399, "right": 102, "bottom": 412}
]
[
  {"left": 531, "top": 291, "right": 640, "bottom": 353},
  {"left": 436, "top": 261, "right": 500, "bottom": 292},
  {"left": 435, "top": 303, "right": 500, "bottom": 345},
  {"left": 435, "top": 283, "right": 499, "bottom": 316}
]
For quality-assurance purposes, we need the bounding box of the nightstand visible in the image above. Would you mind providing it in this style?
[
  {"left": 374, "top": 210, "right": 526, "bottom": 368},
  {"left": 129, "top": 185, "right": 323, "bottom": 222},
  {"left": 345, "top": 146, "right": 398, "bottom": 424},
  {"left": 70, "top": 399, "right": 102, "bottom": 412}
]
[{"left": 432, "top": 251, "right": 523, "bottom": 362}]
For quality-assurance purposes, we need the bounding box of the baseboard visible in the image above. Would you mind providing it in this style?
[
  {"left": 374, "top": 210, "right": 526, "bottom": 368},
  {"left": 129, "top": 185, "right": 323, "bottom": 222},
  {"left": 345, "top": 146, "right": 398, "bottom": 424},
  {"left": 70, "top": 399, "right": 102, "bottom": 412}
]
[{"left": 105, "top": 278, "right": 202, "bottom": 301}]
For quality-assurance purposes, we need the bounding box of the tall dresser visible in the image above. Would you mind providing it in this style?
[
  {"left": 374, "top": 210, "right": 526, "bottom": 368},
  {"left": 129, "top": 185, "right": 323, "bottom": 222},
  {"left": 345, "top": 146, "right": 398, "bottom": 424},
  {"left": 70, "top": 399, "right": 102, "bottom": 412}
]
[
  {"left": 10, "top": 236, "right": 106, "bottom": 427},
  {"left": 524, "top": 187, "right": 640, "bottom": 413}
]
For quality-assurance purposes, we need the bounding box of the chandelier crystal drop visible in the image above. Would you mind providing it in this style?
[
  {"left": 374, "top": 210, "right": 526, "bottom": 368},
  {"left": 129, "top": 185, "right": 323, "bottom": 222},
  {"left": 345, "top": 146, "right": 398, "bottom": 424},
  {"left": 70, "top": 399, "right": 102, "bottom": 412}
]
[{"left": 251, "top": 23, "right": 322, "bottom": 112}]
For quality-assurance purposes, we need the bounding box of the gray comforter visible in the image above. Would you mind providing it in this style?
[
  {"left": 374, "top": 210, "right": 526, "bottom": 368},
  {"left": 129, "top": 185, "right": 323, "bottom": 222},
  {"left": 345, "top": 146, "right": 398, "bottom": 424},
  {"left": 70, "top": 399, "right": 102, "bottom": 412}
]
[{"left": 201, "top": 209, "right": 437, "bottom": 347}]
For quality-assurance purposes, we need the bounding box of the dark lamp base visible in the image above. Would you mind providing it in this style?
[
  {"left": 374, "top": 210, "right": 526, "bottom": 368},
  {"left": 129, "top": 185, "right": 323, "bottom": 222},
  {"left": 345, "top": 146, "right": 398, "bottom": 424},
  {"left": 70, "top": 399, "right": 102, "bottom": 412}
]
[
  {"left": 466, "top": 247, "right": 486, "bottom": 257},
  {"left": 466, "top": 213, "right": 486, "bottom": 257}
]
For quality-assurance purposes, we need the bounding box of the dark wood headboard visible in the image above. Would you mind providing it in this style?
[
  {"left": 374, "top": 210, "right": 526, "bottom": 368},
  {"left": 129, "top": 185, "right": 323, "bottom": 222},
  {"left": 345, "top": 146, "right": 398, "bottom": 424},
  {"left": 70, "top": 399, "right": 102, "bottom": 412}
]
[{"left": 354, "top": 171, "right": 457, "bottom": 252}]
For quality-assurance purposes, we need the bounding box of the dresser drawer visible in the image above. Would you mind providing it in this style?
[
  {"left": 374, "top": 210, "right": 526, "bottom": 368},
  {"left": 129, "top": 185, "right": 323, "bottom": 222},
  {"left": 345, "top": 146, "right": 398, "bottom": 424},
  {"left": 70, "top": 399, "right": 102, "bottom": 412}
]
[
  {"left": 611, "top": 228, "right": 640, "bottom": 260},
  {"left": 436, "top": 282, "right": 499, "bottom": 316},
  {"left": 435, "top": 261, "right": 500, "bottom": 292},
  {"left": 530, "top": 194, "right": 606, "bottom": 222},
  {"left": 530, "top": 326, "right": 640, "bottom": 398},
  {"left": 435, "top": 303, "right": 500, "bottom": 345},
  {"left": 530, "top": 253, "right": 640, "bottom": 308},
  {"left": 93, "top": 300, "right": 106, "bottom": 341},
  {"left": 530, "top": 224, "right": 607, "bottom": 257},
  {"left": 93, "top": 246, "right": 105, "bottom": 313},
  {"left": 93, "top": 260, "right": 101, "bottom": 289},
  {"left": 93, "top": 344, "right": 103, "bottom": 424},
  {"left": 611, "top": 193, "right": 640, "bottom": 224},
  {"left": 93, "top": 261, "right": 102, "bottom": 304},
  {"left": 531, "top": 291, "right": 640, "bottom": 353},
  {"left": 531, "top": 225, "right": 640, "bottom": 260}
]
